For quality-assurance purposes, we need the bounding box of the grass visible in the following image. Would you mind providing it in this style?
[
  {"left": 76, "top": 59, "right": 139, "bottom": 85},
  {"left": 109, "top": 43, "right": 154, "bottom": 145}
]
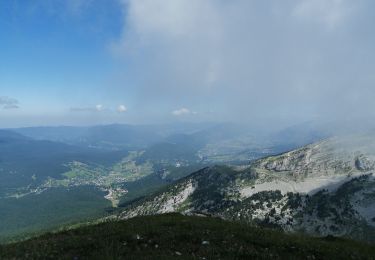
[{"left": 1, "top": 213, "right": 374, "bottom": 259}]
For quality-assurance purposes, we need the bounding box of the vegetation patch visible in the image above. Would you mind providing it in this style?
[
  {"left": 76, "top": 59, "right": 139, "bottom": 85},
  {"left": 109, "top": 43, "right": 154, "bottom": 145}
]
[{"left": 1, "top": 214, "right": 374, "bottom": 259}]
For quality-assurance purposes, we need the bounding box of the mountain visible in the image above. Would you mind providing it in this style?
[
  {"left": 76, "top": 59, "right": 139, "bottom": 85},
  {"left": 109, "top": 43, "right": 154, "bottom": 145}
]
[
  {"left": 117, "top": 134, "right": 375, "bottom": 242},
  {"left": 0, "top": 123, "right": 263, "bottom": 241},
  {"left": 12, "top": 124, "right": 164, "bottom": 150},
  {"left": 0, "top": 123, "right": 344, "bottom": 242},
  {"left": 11, "top": 123, "right": 224, "bottom": 150},
  {"left": 11, "top": 122, "right": 316, "bottom": 158},
  {"left": 0, "top": 130, "right": 30, "bottom": 142},
  {"left": 1, "top": 213, "right": 374, "bottom": 259}
]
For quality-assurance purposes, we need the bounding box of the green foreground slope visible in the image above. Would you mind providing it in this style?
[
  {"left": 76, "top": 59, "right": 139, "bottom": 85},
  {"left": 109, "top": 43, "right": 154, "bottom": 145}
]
[{"left": 1, "top": 214, "right": 374, "bottom": 259}]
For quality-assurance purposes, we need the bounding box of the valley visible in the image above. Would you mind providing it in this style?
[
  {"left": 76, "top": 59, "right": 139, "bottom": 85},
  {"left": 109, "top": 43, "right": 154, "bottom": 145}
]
[
  {"left": 0, "top": 123, "right": 282, "bottom": 241},
  {"left": 2, "top": 124, "right": 375, "bottom": 246}
]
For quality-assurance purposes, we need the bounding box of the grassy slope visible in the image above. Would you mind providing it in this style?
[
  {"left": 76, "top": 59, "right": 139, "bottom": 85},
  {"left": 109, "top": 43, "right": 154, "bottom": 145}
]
[{"left": 1, "top": 214, "right": 374, "bottom": 259}]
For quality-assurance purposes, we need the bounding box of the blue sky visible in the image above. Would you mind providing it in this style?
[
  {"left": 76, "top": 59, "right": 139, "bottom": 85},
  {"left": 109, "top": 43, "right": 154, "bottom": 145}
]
[
  {"left": 0, "top": 1, "right": 122, "bottom": 113},
  {"left": 1, "top": 0, "right": 375, "bottom": 127},
  {"left": 0, "top": 0, "right": 130, "bottom": 126}
]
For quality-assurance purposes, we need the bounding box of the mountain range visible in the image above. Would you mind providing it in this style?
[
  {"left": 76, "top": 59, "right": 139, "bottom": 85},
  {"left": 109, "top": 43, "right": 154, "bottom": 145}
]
[
  {"left": 1, "top": 122, "right": 374, "bottom": 246},
  {"left": 0, "top": 123, "right": 293, "bottom": 241},
  {"left": 116, "top": 134, "right": 375, "bottom": 242}
]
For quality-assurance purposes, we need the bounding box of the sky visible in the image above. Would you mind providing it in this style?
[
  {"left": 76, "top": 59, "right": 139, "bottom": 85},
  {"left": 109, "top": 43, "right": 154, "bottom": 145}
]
[{"left": 1, "top": 0, "right": 375, "bottom": 128}]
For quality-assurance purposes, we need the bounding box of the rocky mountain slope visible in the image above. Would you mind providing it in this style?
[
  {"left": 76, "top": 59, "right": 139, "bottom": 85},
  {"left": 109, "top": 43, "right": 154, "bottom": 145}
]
[{"left": 117, "top": 135, "right": 375, "bottom": 242}]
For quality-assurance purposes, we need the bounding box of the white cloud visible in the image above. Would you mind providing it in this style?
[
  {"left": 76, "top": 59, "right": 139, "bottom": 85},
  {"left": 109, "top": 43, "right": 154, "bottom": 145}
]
[
  {"left": 0, "top": 96, "right": 19, "bottom": 109},
  {"left": 95, "top": 104, "right": 104, "bottom": 111},
  {"left": 114, "top": 0, "right": 374, "bottom": 124},
  {"left": 123, "top": 0, "right": 219, "bottom": 38},
  {"left": 172, "top": 108, "right": 191, "bottom": 116},
  {"left": 117, "top": 104, "right": 127, "bottom": 112},
  {"left": 113, "top": 0, "right": 226, "bottom": 101},
  {"left": 70, "top": 104, "right": 128, "bottom": 113}
]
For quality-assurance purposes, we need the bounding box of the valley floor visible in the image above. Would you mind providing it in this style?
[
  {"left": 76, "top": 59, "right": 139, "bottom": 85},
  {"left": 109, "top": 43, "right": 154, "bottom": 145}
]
[{"left": 1, "top": 213, "right": 374, "bottom": 259}]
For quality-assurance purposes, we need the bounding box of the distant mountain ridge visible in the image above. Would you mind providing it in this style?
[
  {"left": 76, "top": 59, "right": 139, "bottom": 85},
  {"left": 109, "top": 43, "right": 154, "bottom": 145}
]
[
  {"left": 10, "top": 123, "right": 224, "bottom": 150},
  {"left": 0, "top": 130, "right": 30, "bottom": 142},
  {"left": 117, "top": 134, "right": 375, "bottom": 242}
]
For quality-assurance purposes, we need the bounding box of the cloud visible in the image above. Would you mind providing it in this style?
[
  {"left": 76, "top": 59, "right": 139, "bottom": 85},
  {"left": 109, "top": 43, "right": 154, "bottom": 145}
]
[
  {"left": 117, "top": 104, "right": 127, "bottom": 112},
  {"left": 113, "top": 0, "right": 229, "bottom": 99},
  {"left": 70, "top": 104, "right": 128, "bottom": 113},
  {"left": 122, "top": 0, "right": 219, "bottom": 38},
  {"left": 172, "top": 108, "right": 191, "bottom": 116},
  {"left": 0, "top": 96, "right": 19, "bottom": 109},
  {"left": 95, "top": 104, "right": 104, "bottom": 111},
  {"left": 113, "top": 0, "right": 375, "bottom": 125}
]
